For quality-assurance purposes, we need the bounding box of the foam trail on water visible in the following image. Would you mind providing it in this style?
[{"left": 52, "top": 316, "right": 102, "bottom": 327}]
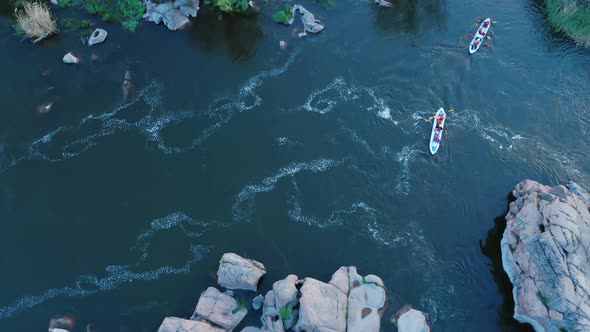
[
  {"left": 232, "top": 159, "right": 341, "bottom": 223},
  {"left": 0, "top": 212, "right": 209, "bottom": 320},
  {"left": 295, "top": 77, "right": 393, "bottom": 121},
  {"left": 394, "top": 145, "right": 420, "bottom": 196},
  {"left": 288, "top": 198, "right": 376, "bottom": 228},
  {"left": 1, "top": 52, "right": 301, "bottom": 172}
]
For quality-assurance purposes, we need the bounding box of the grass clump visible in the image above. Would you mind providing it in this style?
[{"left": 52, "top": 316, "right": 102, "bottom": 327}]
[
  {"left": 57, "top": 0, "right": 145, "bottom": 31},
  {"left": 546, "top": 0, "right": 590, "bottom": 46},
  {"left": 272, "top": 4, "right": 292, "bottom": 24},
  {"left": 205, "top": 0, "right": 250, "bottom": 13},
  {"left": 15, "top": 2, "right": 58, "bottom": 43},
  {"left": 279, "top": 305, "right": 293, "bottom": 321}
]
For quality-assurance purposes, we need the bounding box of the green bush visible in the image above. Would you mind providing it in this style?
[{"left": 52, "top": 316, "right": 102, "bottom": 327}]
[
  {"left": 279, "top": 305, "right": 293, "bottom": 322},
  {"left": 205, "top": 0, "right": 250, "bottom": 13},
  {"left": 272, "top": 4, "right": 292, "bottom": 24},
  {"left": 59, "top": 0, "right": 145, "bottom": 31},
  {"left": 546, "top": 0, "right": 590, "bottom": 45},
  {"left": 59, "top": 0, "right": 73, "bottom": 8}
]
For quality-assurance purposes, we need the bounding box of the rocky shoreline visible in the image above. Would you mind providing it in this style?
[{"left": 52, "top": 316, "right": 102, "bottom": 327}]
[
  {"left": 501, "top": 180, "right": 590, "bottom": 332},
  {"left": 156, "top": 253, "right": 430, "bottom": 331}
]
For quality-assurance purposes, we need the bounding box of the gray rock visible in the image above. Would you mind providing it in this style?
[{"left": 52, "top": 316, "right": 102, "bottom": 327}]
[
  {"left": 293, "top": 268, "right": 348, "bottom": 332},
  {"left": 62, "top": 52, "right": 79, "bottom": 64},
  {"left": 252, "top": 294, "right": 264, "bottom": 310},
  {"left": 49, "top": 315, "right": 75, "bottom": 331},
  {"left": 87, "top": 28, "right": 107, "bottom": 46},
  {"left": 290, "top": 5, "right": 324, "bottom": 37},
  {"left": 217, "top": 253, "right": 267, "bottom": 291},
  {"left": 143, "top": 0, "right": 196, "bottom": 30},
  {"left": 241, "top": 328, "right": 263, "bottom": 332},
  {"left": 394, "top": 306, "right": 431, "bottom": 332},
  {"left": 157, "top": 317, "right": 224, "bottom": 332},
  {"left": 374, "top": 0, "right": 394, "bottom": 7},
  {"left": 347, "top": 267, "right": 386, "bottom": 331},
  {"left": 191, "top": 287, "right": 247, "bottom": 331},
  {"left": 502, "top": 180, "right": 590, "bottom": 332},
  {"left": 272, "top": 274, "right": 299, "bottom": 310},
  {"left": 174, "top": 0, "right": 199, "bottom": 17},
  {"left": 162, "top": 9, "right": 190, "bottom": 30}
]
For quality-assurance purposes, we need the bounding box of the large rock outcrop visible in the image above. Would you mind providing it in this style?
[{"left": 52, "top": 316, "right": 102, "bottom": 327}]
[
  {"left": 218, "top": 253, "right": 267, "bottom": 291},
  {"left": 155, "top": 253, "right": 416, "bottom": 332},
  {"left": 157, "top": 317, "right": 224, "bottom": 332},
  {"left": 501, "top": 180, "right": 590, "bottom": 331},
  {"left": 192, "top": 287, "right": 248, "bottom": 331}
]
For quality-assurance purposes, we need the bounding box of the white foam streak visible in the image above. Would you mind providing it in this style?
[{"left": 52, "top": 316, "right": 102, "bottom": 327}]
[
  {"left": 0, "top": 212, "right": 209, "bottom": 320},
  {"left": 232, "top": 159, "right": 340, "bottom": 223}
]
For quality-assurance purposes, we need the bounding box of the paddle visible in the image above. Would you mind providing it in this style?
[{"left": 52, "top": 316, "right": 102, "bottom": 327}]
[
  {"left": 486, "top": 36, "right": 492, "bottom": 40},
  {"left": 484, "top": 41, "right": 490, "bottom": 46},
  {"left": 468, "top": 33, "right": 474, "bottom": 38}
]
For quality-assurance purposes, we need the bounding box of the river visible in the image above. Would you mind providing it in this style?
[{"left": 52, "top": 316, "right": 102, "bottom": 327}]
[{"left": 0, "top": 0, "right": 589, "bottom": 330}]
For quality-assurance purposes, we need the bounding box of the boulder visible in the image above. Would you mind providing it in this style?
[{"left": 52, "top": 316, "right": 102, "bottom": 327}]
[
  {"left": 217, "top": 253, "right": 266, "bottom": 291},
  {"left": 374, "top": 0, "right": 394, "bottom": 7},
  {"left": 157, "top": 317, "right": 224, "bottom": 332},
  {"left": 293, "top": 268, "right": 348, "bottom": 332},
  {"left": 49, "top": 315, "right": 75, "bottom": 331},
  {"left": 241, "top": 328, "right": 263, "bottom": 332},
  {"left": 62, "top": 52, "right": 79, "bottom": 64},
  {"left": 394, "top": 306, "right": 431, "bottom": 332},
  {"left": 87, "top": 28, "right": 107, "bottom": 46},
  {"left": 272, "top": 274, "right": 299, "bottom": 310},
  {"left": 191, "top": 287, "right": 247, "bottom": 331},
  {"left": 174, "top": 0, "right": 199, "bottom": 17},
  {"left": 252, "top": 294, "right": 264, "bottom": 310},
  {"left": 162, "top": 9, "right": 190, "bottom": 30},
  {"left": 290, "top": 5, "right": 324, "bottom": 37},
  {"left": 143, "top": 0, "right": 197, "bottom": 31},
  {"left": 501, "top": 180, "right": 590, "bottom": 331},
  {"left": 346, "top": 267, "right": 386, "bottom": 331}
]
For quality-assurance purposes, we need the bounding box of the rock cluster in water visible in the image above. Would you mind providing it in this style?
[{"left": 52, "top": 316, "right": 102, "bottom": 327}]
[
  {"left": 143, "top": 0, "right": 199, "bottom": 31},
  {"left": 157, "top": 252, "right": 431, "bottom": 331},
  {"left": 287, "top": 5, "right": 324, "bottom": 37},
  {"left": 501, "top": 180, "right": 590, "bottom": 331}
]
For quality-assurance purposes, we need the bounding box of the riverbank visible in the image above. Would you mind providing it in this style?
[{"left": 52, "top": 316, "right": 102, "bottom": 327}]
[{"left": 546, "top": 0, "right": 590, "bottom": 46}]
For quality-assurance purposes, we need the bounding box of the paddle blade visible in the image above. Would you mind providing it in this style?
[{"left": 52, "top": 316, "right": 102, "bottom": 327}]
[
  {"left": 492, "top": 20, "right": 497, "bottom": 24},
  {"left": 468, "top": 33, "right": 474, "bottom": 38},
  {"left": 428, "top": 116, "right": 435, "bottom": 120},
  {"left": 486, "top": 36, "right": 492, "bottom": 40},
  {"left": 484, "top": 41, "right": 490, "bottom": 46},
  {"left": 449, "top": 108, "right": 455, "bottom": 112}
]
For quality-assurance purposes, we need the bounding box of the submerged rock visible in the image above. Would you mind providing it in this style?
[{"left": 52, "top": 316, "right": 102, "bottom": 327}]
[
  {"left": 217, "top": 253, "right": 266, "bottom": 291},
  {"left": 49, "top": 314, "right": 75, "bottom": 332},
  {"left": 374, "top": 0, "right": 394, "bottom": 7},
  {"left": 394, "top": 306, "right": 431, "bottom": 332},
  {"left": 191, "top": 287, "right": 247, "bottom": 331},
  {"left": 62, "top": 52, "right": 79, "bottom": 64},
  {"left": 501, "top": 180, "right": 590, "bottom": 331},
  {"left": 87, "top": 28, "right": 107, "bottom": 46},
  {"left": 143, "top": 0, "right": 198, "bottom": 30},
  {"left": 252, "top": 294, "right": 264, "bottom": 310},
  {"left": 157, "top": 317, "right": 224, "bottom": 332},
  {"left": 289, "top": 5, "right": 324, "bottom": 37}
]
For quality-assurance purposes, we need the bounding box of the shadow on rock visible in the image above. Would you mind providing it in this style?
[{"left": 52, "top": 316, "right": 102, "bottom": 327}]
[{"left": 479, "top": 193, "right": 535, "bottom": 332}]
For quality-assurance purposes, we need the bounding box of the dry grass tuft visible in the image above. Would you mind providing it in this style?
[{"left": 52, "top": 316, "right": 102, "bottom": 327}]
[{"left": 15, "top": 2, "right": 57, "bottom": 43}]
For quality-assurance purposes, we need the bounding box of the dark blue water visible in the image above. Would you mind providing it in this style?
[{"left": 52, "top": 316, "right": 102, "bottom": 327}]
[{"left": 0, "top": 0, "right": 589, "bottom": 330}]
